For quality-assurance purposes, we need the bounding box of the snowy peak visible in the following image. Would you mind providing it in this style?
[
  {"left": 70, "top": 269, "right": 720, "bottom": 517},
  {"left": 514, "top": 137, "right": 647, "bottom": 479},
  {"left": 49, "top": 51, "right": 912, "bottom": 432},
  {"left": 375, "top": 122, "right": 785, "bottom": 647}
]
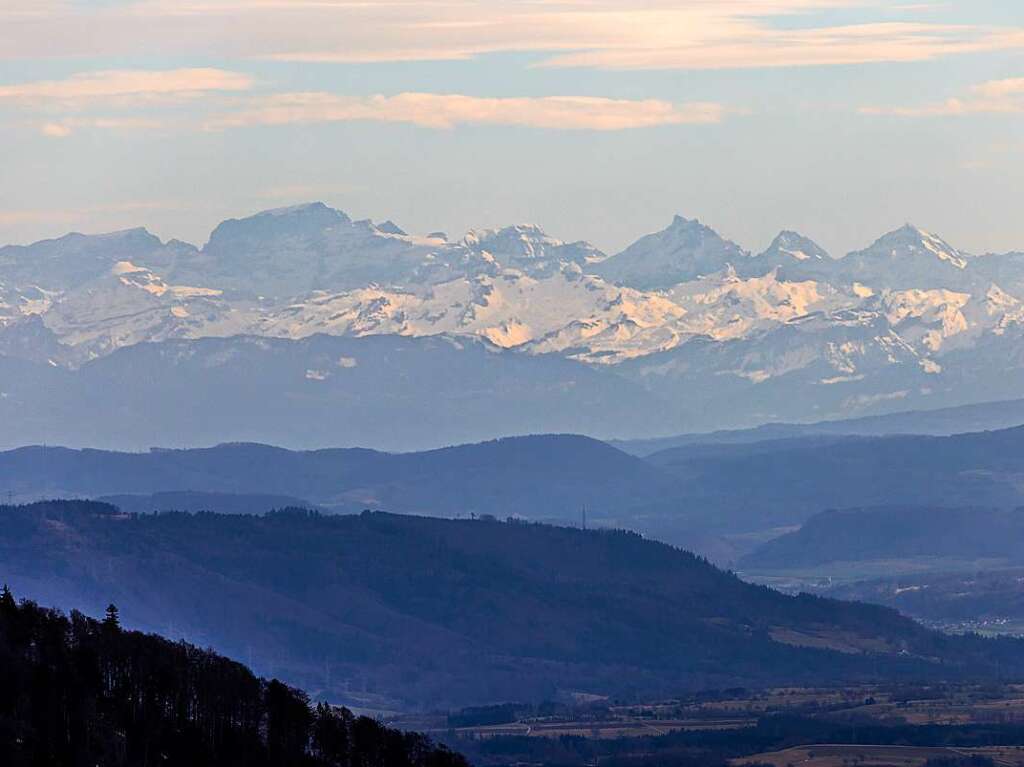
[
  {"left": 739, "top": 230, "right": 835, "bottom": 280},
  {"left": 854, "top": 224, "right": 967, "bottom": 269},
  {"left": 376, "top": 220, "right": 407, "bottom": 236},
  {"left": 761, "top": 230, "right": 830, "bottom": 262},
  {"left": 462, "top": 224, "right": 605, "bottom": 269},
  {"left": 0, "top": 227, "right": 176, "bottom": 291},
  {"left": 593, "top": 214, "right": 748, "bottom": 290},
  {"left": 463, "top": 223, "right": 553, "bottom": 254},
  {"left": 203, "top": 202, "right": 352, "bottom": 252},
  {"left": 835, "top": 224, "right": 971, "bottom": 290}
]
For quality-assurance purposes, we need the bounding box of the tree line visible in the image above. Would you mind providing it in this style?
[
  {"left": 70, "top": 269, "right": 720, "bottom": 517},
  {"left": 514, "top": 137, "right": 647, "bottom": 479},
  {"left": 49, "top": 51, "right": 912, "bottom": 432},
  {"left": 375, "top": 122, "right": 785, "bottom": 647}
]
[{"left": 0, "top": 587, "right": 467, "bottom": 767}]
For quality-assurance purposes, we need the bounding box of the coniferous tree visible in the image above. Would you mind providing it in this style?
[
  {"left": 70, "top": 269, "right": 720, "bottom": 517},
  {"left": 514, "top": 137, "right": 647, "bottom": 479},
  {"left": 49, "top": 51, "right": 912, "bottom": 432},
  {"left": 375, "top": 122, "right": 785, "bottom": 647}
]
[
  {"left": 0, "top": 597, "right": 468, "bottom": 767},
  {"left": 0, "top": 584, "right": 14, "bottom": 612}
]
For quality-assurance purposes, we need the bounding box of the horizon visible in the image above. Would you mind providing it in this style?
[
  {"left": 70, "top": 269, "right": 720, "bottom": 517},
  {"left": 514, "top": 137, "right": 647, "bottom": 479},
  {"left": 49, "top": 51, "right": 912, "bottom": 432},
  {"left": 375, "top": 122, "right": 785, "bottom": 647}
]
[
  {"left": 5, "top": 198, "right": 1020, "bottom": 259},
  {"left": 2, "top": 2, "right": 1023, "bottom": 257}
]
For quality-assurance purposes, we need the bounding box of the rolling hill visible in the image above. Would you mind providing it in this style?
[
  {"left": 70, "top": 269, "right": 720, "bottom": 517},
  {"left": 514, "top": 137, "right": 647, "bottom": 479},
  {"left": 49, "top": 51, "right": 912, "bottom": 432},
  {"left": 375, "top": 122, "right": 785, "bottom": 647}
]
[
  {"left": 3, "top": 500, "right": 1024, "bottom": 711},
  {"left": 0, "top": 434, "right": 677, "bottom": 519}
]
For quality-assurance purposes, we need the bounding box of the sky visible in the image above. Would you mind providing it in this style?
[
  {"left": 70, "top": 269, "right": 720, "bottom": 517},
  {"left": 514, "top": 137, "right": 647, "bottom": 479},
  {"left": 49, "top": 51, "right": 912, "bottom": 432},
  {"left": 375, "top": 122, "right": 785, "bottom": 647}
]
[{"left": 1, "top": 0, "right": 1023, "bottom": 258}]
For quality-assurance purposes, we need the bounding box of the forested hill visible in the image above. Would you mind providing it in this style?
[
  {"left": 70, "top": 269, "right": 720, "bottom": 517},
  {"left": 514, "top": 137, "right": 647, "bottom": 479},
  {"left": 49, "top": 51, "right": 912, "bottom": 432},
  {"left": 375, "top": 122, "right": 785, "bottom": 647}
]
[
  {"left": 0, "top": 590, "right": 467, "bottom": 767},
  {"left": 4, "top": 501, "right": 1024, "bottom": 710}
]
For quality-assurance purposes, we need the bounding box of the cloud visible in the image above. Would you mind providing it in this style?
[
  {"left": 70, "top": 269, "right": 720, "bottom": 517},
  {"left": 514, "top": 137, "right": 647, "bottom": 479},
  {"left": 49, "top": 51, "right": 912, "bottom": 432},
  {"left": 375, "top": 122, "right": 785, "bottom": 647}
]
[
  {"left": 537, "top": 22, "right": 1024, "bottom": 71},
  {"left": 40, "top": 122, "right": 72, "bottom": 138},
  {"left": 2, "top": 1, "right": 1021, "bottom": 72},
  {"left": 861, "top": 77, "right": 1024, "bottom": 117},
  {"left": 0, "top": 68, "right": 253, "bottom": 105},
  {"left": 206, "top": 92, "right": 728, "bottom": 131},
  {"left": 36, "top": 116, "right": 165, "bottom": 137}
]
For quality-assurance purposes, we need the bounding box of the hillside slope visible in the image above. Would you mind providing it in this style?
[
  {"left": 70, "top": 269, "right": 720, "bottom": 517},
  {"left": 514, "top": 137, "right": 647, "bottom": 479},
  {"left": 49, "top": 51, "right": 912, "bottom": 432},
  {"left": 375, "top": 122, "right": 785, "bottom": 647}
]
[{"left": 3, "top": 501, "right": 1024, "bottom": 710}]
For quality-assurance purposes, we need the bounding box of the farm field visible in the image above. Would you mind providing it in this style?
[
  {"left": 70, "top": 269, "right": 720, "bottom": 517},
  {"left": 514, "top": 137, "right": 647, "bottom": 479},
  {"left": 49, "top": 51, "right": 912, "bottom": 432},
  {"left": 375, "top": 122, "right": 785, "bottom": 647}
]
[
  {"left": 733, "top": 744, "right": 1024, "bottom": 767},
  {"left": 429, "top": 684, "right": 1024, "bottom": 766}
]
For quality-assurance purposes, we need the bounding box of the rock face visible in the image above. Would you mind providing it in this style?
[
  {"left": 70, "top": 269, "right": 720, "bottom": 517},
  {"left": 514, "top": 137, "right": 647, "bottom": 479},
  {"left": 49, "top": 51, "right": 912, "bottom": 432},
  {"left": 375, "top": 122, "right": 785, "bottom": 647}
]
[{"left": 3, "top": 201, "right": 1024, "bottom": 444}]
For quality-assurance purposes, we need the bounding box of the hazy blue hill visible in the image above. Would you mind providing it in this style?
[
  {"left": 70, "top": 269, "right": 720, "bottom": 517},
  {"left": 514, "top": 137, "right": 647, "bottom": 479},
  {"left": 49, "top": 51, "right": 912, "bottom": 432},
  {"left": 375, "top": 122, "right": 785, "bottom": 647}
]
[
  {"left": 612, "top": 398, "right": 1024, "bottom": 456},
  {"left": 641, "top": 426, "right": 1024, "bottom": 532},
  {"left": 831, "top": 567, "right": 1024, "bottom": 628},
  {"left": 0, "top": 435, "right": 677, "bottom": 520},
  {"left": 3, "top": 501, "right": 1024, "bottom": 710},
  {"left": 14, "top": 422, "right": 1024, "bottom": 553},
  {"left": 0, "top": 333, "right": 685, "bottom": 452},
  {"left": 740, "top": 506, "right": 1024, "bottom": 570}
]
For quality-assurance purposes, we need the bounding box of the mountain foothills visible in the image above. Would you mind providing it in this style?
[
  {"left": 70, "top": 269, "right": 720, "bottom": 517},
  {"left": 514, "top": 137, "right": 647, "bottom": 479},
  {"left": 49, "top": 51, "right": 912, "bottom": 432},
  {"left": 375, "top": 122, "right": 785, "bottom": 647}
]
[
  {"left": 0, "top": 436, "right": 675, "bottom": 519},
  {"left": 4, "top": 203, "right": 1024, "bottom": 447},
  {"left": 4, "top": 500, "right": 1024, "bottom": 713},
  {"left": 11, "top": 424, "right": 1024, "bottom": 550}
]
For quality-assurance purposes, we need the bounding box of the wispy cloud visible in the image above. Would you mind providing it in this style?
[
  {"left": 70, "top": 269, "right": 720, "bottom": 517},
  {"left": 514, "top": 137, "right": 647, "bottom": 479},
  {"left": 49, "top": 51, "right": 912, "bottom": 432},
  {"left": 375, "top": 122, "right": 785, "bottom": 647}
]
[
  {"left": 2, "top": 1, "right": 1020, "bottom": 72},
  {"left": 0, "top": 68, "right": 253, "bottom": 105},
  {"left": 537, "top": 22, "right": 1024, "bottom": 71},
  {"left": 861, "top": 77, "right": 1024, "bottom": 117},
  {"left": 207, "top": 92, "right": 728, "bottom": 131},
  {"left": 37, "top": 116, "right": 165, "bottom": 138}
]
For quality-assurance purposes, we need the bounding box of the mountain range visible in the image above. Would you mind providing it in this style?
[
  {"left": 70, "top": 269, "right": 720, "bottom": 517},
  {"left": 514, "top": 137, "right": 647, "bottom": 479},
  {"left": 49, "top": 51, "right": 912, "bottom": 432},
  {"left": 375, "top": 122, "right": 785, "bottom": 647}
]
[{"left": 4, "top": 203, "right": 1024, "bottom": 448}]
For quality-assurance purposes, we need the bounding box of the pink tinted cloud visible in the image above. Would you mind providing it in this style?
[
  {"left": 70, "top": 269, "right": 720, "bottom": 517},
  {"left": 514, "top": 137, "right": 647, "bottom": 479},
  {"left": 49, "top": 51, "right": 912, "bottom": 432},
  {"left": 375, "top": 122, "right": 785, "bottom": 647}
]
[
  {"left": 861, "top": 77, "right": 1024, "bottom": 117},
  {"left": 0, "top": 68, "right": 254, "bottom": 105},
  {"left": 207, "top": 92, "right": 729, "bottom": 131}
]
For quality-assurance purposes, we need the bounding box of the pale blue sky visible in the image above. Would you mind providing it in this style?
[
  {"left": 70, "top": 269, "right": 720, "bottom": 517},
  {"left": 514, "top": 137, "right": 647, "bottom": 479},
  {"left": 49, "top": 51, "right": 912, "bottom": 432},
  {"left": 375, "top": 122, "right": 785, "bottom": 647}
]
[{"left": 1, "top": 0, "right": 1022, "bottom": 257}]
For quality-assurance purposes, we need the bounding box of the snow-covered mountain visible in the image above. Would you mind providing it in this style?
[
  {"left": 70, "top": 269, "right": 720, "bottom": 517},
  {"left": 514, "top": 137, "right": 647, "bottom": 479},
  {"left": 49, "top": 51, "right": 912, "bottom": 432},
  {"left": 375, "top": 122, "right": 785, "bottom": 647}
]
[
  {"left": 593, "top": 214, "right": 749, "bottom": 290},
  {"left": 3, "top": 201, "right": 1024, "bottom": 444},
  {"left": 743, "top": 230, "right": 834, "bottom": 281},
  {"left": 835, "top": 224, "right": 972, "bottom": 289}
]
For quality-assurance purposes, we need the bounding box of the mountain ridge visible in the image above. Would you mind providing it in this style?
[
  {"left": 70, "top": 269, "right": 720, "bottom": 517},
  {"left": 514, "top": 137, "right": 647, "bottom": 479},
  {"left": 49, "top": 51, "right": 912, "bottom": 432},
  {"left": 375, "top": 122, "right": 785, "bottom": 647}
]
[{"left": 5, "top": 201, "right": 1024, "bottom": 445}]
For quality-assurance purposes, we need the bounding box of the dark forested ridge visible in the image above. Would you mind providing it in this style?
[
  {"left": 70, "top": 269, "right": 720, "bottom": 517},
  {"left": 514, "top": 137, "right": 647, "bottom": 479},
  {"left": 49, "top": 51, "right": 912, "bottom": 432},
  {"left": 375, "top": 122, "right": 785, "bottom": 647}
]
[
  {"left": 0, "top": 590, "right": 466, "bottom": 767},
  {"left": 97, "top": 490, "right": 321, "bottom": 516},
  {"left": 4, "top": 501, "right": 1024, "bottom": 710}
]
